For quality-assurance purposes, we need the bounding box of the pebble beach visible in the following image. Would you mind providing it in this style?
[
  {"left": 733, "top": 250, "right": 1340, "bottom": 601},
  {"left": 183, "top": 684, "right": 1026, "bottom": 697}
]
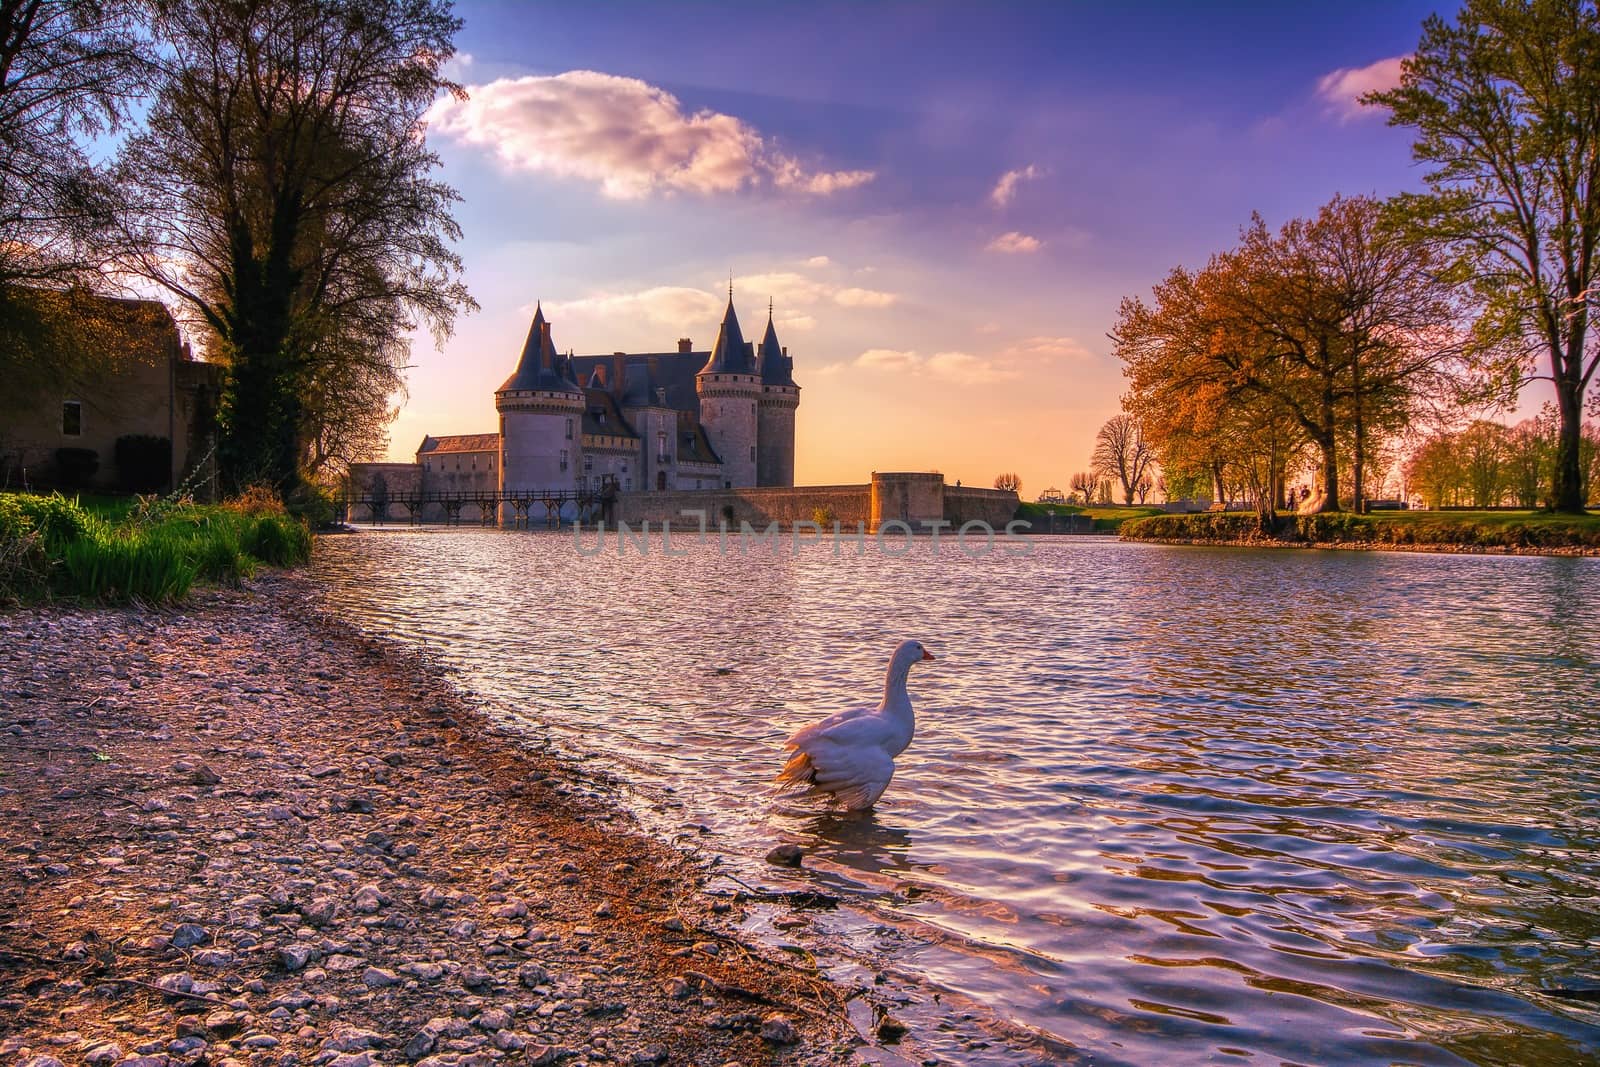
[{"left": 0, "top": 575, "right": 863, "bottom": 1067}]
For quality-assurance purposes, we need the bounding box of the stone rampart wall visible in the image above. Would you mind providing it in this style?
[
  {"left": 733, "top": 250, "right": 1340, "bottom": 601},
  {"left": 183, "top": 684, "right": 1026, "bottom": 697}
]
[
  {"left": 944, "top": 487, "right": 1022, "bottom": 528},
  {"left": 615, "top": 484, "right": 871, "bottom": 528}
]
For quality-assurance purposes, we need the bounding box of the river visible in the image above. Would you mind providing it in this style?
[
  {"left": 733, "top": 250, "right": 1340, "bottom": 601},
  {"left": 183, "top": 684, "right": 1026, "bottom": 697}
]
[{"left": 311, "top": 528, "right": 1600, "bottom": 1065}]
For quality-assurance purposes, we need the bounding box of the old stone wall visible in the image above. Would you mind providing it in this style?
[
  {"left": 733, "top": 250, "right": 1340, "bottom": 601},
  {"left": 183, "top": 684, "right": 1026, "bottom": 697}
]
[
  {"left": 614, "top": 484, "right": 871, "bottom": 528},
  {"left": 944, "top": 486, "right": 1022, "bottom": 528},
  {"left": 347, "top": 462, "right": 422, "bottom": 522}
]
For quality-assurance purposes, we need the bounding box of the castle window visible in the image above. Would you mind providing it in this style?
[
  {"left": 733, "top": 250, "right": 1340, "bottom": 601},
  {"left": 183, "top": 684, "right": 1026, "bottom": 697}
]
[
  {"left": 560, "top": 449, "right": 569, "bottom": 471},
  {"left": 566, "top": 417, "right": 573, "bottom": 439},
  {"left": 750, "top": 445, "right": 755, "bottom": 462},
  {"left": 584, "top": 455, "right": 593, "bottom": 471},
  {"left": 624, "top": 477, "right": 631, "bottom": 491},
  {"left": 62, "top": 401, "right": 82, "bottom": 436}
]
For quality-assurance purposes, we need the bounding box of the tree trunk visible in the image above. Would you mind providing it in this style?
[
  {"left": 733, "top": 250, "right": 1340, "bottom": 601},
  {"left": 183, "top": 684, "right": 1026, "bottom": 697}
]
[{"left": 1552, "top": 354, "right": 1586, "bottom": 512}]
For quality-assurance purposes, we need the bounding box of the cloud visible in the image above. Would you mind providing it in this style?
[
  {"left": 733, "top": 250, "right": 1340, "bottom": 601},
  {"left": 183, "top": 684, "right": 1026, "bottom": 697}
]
[
  {"left": 990, "top": 164, "right": 1041, "bottom": 207},
  {"left": 545, "top": 286, "right": 723, "bottom": 328},
  {"left": 1315, "top": 55, "right": 1406, "bottom": 121},
  {"left": 733, "top": 270, "right": 897, "bottom": 310},
  {"left": 826, "top": 334, "right": 1093, "bottom": 383},
  {"left": 986, "top": 231, "right": 1043, "bottom": 254},
  {"left": 803, "top": 255, "right": 831, "bottom": 268},
  {"left": 428, "top": 70, "right": 876, "bottom": 199},
  {"left": 856, "top": 348, "right": 921, "bottom": 373},
  {"left": 833, "top": 286, "right": 898, "bottom": 308}
]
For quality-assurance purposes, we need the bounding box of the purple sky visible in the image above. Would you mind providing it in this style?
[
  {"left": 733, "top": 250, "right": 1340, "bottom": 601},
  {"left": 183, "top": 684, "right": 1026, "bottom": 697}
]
[{"left": 399, "top": 0, "right": 1447, "bottom": 492}]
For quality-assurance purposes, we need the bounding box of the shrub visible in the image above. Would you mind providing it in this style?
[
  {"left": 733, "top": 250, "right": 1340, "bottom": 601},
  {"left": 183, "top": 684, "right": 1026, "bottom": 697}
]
[
  {"left": 225, "top": 484, "right": 287, "bottom": 517},
  {"left": 54, "top": 447, "right": 99, "bottom": 490},
  {"left": 4, "top": 492, "right": 103, "bottom": 549},
  {"left": 245, "top": 515, "right": 312, "bottom": 567},
  {"left": 114, "top": 435, "right": 172, "bottom": 494},
  {"left": 812, "top": 505, "right": 837, "bottom": 528},
  {"left": 286, "top": 480, "right": 336, "bottom": 528}
]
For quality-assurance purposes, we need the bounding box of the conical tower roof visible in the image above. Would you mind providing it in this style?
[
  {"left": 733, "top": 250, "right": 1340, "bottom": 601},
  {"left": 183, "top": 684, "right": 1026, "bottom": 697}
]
[
  {"left": 700, "top": 293, "right": 754, "bottom": 375},
  {"left": 758, "top": 303, "right": 796, "bottom": 386},
  {"left": 498, "top": 303, "right": 581, "bottom": 394}
]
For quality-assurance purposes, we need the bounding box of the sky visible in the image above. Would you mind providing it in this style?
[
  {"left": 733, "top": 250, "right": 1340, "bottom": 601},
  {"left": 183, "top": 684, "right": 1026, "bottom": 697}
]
[{"left": 392, "top": 0, "right": 1450, "bottom": 494}]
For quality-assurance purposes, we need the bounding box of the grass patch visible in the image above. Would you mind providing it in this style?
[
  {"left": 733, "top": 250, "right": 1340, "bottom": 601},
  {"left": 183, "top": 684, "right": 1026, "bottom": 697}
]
[
  {"left": 0, "top": 490, "right": 312, "bottom": 606},
  {"left": 1120, "top": 509, "right": 1600, "bottom": 550},
  {"left": 1015, "top": 501, "right": 1166, "bottom": 532}
]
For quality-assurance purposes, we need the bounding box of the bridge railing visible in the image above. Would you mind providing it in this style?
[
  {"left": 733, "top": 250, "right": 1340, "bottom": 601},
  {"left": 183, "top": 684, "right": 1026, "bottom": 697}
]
[{"left": 341, "top": 489, "right": 616, "bottom": 527}]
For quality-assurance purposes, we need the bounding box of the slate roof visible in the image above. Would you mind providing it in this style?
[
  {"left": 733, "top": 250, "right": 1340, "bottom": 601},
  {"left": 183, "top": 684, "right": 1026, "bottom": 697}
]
[
  {"left": 568, "top": 351, "right": 706, "bottom": 417},
  {"left": 676, "top": 411, "right": 721, "bottom": 466},
  {"left": 758, "top": 311, "right": 796, "bottom": 386},
  {"left": 497, "top": 304, "right": 582, "bottom": 394},
  {"left": 417, "top": 433, "right": 499, "bottom": 455},
  {"left": 700, "top": 296, "right": 755, "bottom": 375},
  {"left": 581, "top": 388, "right": 638, "bottom": 440}
]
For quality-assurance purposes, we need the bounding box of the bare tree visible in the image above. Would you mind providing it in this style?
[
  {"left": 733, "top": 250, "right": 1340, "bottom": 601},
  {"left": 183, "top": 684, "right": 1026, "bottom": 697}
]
[
  {"left": 993, "top": 472, "right": 1021, "bottom": 493},
  {"left": 1091, "top": 414, "right": 1155, "bottom": 504},
  {"left": 1069, "top": 470, "right": 1095, "bottom": 503}
]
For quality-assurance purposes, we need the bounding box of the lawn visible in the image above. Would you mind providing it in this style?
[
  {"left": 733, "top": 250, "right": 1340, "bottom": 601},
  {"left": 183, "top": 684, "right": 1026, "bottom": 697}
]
[
  {"left": 1120, "top": 508, "right": 1600, "bottom": 549},
  {"left": 1015, "top": 501, "right": 1167, "bottom": 532}
]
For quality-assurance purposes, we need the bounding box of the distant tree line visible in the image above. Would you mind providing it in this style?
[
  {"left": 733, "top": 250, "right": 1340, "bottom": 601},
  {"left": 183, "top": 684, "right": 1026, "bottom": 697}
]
[
  {"left": 0, "top": 0, "right": 475, "bottom": 499},
  {"left": 1406, "top": 411, "right": 1600, "bottom": 510},
  {"left": 1108, "top": 0, "right": 1600, "bottom": 516}
]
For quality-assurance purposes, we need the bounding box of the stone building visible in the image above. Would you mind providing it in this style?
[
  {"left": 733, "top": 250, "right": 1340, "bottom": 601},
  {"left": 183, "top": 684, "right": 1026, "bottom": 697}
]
[
  {"left": 0, "top": 292, "right": 222, "bottom": 494},
  {"left": 352, "top": 293, "right": 800, "bottom": 519}
]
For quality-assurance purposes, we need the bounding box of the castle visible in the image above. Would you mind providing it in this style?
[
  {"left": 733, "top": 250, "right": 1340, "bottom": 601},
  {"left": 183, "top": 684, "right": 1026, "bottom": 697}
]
[{"left": 394, "top": 292, "right": 797, "bottom": 515}]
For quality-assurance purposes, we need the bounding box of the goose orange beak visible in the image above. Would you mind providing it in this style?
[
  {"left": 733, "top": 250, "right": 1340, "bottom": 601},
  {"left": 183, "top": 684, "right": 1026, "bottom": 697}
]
[{"left": 921, "top": 649, "right": 936, "bottom": 661}]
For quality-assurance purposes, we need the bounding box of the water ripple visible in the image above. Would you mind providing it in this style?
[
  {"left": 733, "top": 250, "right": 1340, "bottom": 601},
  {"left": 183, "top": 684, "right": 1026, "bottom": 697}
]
[{"left": 313, "top": 531, "right": 1600, "bottom": 1065}]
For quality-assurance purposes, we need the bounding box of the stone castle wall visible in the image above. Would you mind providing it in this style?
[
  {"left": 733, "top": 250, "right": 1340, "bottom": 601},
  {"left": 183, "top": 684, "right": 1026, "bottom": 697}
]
[
  {"left": 944, "top": 486, "right": 1025, "bottom": 529},
  {"left": 615, "top": 484, "right": 870, "bottom": 528}
]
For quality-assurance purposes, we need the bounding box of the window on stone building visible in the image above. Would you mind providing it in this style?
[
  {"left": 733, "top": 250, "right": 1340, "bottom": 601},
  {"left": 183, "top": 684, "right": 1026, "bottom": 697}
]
[
  {"left": 560, "top": 449, "right": 569, "bottom": 471},
  {"left": 566, "top": 417, "right": 573, "bottom": 439},
  {"left": 750, "top": 445, "right": 755, "bottom": 462},
  {"left": 624, "top": 477, "right": 631, "bottom": 490},
  {"left": 62, "top": 401, "right": 82, "bottom": 436}
]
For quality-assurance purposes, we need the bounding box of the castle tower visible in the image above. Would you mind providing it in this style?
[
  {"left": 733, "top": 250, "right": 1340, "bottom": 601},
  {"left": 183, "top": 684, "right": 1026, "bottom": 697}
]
[
  {"left": 696, "top": 292, "right": 761, "bottom": 488},
  {"left": 756, "top": 303, "right": 799, "bottom": 487},
  {"left": 495, "top": 303, "right": 584, "bottom": 522}
]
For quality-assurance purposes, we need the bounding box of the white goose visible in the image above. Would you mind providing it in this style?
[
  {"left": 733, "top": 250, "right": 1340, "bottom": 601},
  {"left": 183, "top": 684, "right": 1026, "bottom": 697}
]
[{"left": 776, "top": 640, "right": 935, "bottom": 811}]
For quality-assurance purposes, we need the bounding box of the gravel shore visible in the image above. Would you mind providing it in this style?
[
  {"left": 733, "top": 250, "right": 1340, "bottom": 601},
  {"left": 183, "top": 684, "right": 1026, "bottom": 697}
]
[{"left": 0, "top": 575, "right": 860, "bottom": 1067}]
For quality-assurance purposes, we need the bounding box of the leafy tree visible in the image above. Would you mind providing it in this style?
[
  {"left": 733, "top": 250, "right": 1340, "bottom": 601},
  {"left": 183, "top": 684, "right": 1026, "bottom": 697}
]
[
  {"left": 1458, "top": 420, "right": 1509, "bottom": 507},
  {"left": 1373, "top": 0, "right": 1600, "bottom": 512},
  {"left": 0, "top": 0, "right": 150, "bottom": 407},
  {"left": 0, "top": 0, "right": 146, "bottom": 290},
  {"left": 1405, "top": 431, "right": 1463, "bottom": 509},
  {"left": 115, "top": 0, "right": 474, "bottom": 495},
  {"left": 1116, "top": 196, "right": 1463, "bottom": 513},
  {"left": 1505, "top": 410, "right": 1556, "bottom": 507},
  {"left": 1090, "top": 414, "right": 1154, "bottom": 504},
  {"left": 993, "top": 472, "right": 1021, "bottom": 493}
]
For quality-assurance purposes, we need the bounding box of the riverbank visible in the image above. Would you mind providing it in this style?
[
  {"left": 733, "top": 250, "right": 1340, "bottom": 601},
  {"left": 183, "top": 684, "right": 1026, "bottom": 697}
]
[
  {"left": 1119, "top": 509, "right": 1600, "bottom": 556},
  {"left": 0, "top": 574, "right": 860, "bottom": 1066}
]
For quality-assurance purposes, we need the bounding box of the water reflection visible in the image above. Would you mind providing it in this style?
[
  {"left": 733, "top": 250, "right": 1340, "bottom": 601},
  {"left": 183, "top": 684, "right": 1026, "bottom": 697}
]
[{"left": 313, "top": 531, "right": 1600, "bottom": 1064}]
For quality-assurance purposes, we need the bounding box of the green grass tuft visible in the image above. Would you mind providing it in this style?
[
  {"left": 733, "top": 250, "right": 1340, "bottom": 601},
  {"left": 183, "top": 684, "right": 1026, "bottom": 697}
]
[{"left": 0, "top": 491, "right": 312, "bottom": 605}]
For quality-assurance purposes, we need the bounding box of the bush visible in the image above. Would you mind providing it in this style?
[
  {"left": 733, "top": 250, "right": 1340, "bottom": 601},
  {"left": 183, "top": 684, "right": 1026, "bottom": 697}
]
[
  {"left": 245, "top": 515, "right": 312, "bottom": 567},
  {"left": 812, "top": 505, "right": 837, "bottom": 528},
  {"left": 225, "top": 484, "right": 287, "bottom": 517},
  {"left": 114, "top": 435, "right": 172, "bottom": 494},
  {"left": 54, "top": 447, "right": 99, "bottom": 490},
  {"left": 286, "top": 480, "right": 336, "bottom": 528},
  {"left": 2, "top": 492, "right": 104, "bottom": 549}
]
